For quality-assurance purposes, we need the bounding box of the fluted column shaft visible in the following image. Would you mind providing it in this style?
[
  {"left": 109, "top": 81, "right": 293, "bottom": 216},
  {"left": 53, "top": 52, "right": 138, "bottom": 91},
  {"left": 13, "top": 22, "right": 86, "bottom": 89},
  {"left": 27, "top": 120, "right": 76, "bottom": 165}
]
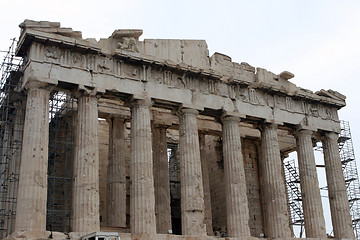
[
  {"left": 323, "top": 132, "right": 355, "bottom": 239},
  {"left": 72, "top": 94, "right": 100, "bottom": 232},
  {"left": 222, "top": 116, "right": 250, "bottom": 237},
  {"left": 179, "top": 108, "right": 206, "bottom": 236},
  {"left": 260, "top": 123, "right": 291, "bottom": 238},
  {"left": 130, "top": 99, "right": 156, "bottom": 234},
  {"left": 152, "top": 126, "right": 172, "bottom": 234},
  {"left": 107, "top": 118, "right": 126, "bottom": 227},
  {"left": 296, "top": 129, "right": 326, "bottom": 238},
  {"left": 7, "top": 101, "right": 24, "bottom": 235},
  {"left": 15, "top": 87, "right": 50, "bottom": 232},
  {"left": 199, "top": 134, "right": 213, "bottom": 236}
]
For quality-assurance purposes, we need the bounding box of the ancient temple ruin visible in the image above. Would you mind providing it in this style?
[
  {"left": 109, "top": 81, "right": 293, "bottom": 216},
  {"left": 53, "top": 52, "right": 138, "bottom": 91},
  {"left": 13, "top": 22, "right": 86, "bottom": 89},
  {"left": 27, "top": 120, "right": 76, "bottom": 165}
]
[{"left": 0, "top": 20, "right": 357, "bottom": 239}]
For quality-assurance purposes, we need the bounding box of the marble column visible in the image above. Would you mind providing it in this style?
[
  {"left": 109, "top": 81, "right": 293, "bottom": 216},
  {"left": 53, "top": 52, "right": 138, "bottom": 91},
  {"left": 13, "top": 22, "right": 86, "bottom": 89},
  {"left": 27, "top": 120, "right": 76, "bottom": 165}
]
[
  {"left": 179, "top": 108, "right": 206, "bottom": 236},
  {"left": 107, "top": 117, "right": 126, "bottom": 227},
  {"left": 130, "top": 99, "right": 156, "bottom": 234},
  {"left": 7, "top": 101, "right": 25, "bottom": 235},
  {"left": 15, "top": 86, "right": 51, "bottom": 232},
  {"left": 152, "top": 125, "right": 172, "bottom": 234},
  {"left": 296, "top": 129, "right": 326, "bottom": 238},
  {"left": 199, "top": 134, "right": 214, "bottom": 236},
  {"left": 221, "top": 115, "right": 250, "bottom": 237},
  {"left": 72, "top": 93, "right": 100, "bottom": 232},
  {"left": 322, "top": 132, "right": 355, "bottom": 239},
  {"left": 259, "top": 123, "right": 291, "bottom": 238}
]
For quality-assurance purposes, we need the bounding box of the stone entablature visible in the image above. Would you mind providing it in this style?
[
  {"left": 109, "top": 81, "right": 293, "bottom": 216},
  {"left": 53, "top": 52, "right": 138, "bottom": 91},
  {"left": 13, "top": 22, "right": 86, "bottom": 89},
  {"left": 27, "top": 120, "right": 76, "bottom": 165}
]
[{"left": 17, "top": 20, "right": 344, "bottom": 133}]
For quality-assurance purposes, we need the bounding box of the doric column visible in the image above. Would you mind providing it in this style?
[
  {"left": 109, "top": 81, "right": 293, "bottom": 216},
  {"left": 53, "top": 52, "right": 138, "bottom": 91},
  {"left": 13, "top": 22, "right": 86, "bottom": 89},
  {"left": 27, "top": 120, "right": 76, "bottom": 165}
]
[
  {"left": 107, "top": 117, "right": 126, "bottom": 227},
  {"left": 178, "top": 108, "right": 206, "bottom": 236},
  {"left": 221, "top": 115, "right": 250, "bottom": 237},
  {"left": 15, "top": 84, "right": 51, "bottom": 232},
  {"left": 322, "top": 132, "right": 355, "bottom": 239},
  {"left": 152, "top": 125, "right": 172, "bottom": 234},
  {"left": 296, "top": 129, "right": 326, "bottom": 238},
  {"left": 7, "top": 100, "right": 25, "bottom": 235},
  {"left": 130, "top": 99, "right": 156, "bottom": 234},
  {"left": 259, "top": 123, "right": 291, "bottom": 238},
  {"left": 72, "top": 93, "right": 100, "bottom": 232},
  {"left": 199, "top": 133, "right": 213, "bottom": 236}
]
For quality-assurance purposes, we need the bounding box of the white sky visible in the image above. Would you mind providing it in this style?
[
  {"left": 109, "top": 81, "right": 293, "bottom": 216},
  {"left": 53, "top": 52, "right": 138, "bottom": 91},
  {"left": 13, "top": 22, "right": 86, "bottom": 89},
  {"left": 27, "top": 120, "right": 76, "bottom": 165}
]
[{"left": 1, "top": 0, "right": 359, "bottom": 237}]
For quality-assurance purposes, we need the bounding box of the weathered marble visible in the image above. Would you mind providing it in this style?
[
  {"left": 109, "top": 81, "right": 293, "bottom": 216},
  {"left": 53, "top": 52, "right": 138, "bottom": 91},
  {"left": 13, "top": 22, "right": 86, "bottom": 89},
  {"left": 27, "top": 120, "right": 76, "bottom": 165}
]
[
  {"left": 107, "top": 117, "right": 127, "bottom": 227},
  {"left": 296, "top": 129, "right": 326, "bottom": 238},
  {"left": 5, "top": 20, "right": 354, "bottom": 240},
  {"left": 199, "top": 134, "right": 214, "bottom": 236},
  {"left": 259, "top": 123, "right": 291, "bottom": 238},
  {"left": 221, "top": 115, "right": 250, "bottom": 237},
  {"left": 152, "top": 126, "right": 172, "bottom": 234},
  {"left": 323, "top": 132, "right": 355, "bottom": 239},
  {"left": 130, "top": 99, "right": 156, "bottom": 234},
  {"left": 72, "top": 94, "right": 100, "bottom": 232},
  {"left": 179, "top": 108, "right": 206, "bottom": 236},
  {"left": 15, "top": 85, "right": 51, "bottom": 232}
]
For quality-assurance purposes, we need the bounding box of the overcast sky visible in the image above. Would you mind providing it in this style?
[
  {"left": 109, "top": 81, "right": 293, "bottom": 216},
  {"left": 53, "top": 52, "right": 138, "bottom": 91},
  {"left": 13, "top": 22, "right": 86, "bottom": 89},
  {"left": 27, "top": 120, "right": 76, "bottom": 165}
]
[{"left": 1, "top": 0, "right": 359, "bottom": 237}]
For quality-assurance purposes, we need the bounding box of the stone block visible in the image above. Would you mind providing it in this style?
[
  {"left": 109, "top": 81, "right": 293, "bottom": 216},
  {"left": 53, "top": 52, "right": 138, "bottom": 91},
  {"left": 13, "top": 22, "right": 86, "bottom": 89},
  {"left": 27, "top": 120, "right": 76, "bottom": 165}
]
[{"left": 51, "top": 231, "right": 68, "bottom": 240}]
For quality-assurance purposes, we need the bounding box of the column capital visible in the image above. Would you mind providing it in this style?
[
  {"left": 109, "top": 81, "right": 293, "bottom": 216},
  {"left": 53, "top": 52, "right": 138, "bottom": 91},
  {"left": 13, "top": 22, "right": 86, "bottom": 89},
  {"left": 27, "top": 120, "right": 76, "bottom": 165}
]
[
  {"left": 322, "top": 131, "right": 339, "bottom": 140},
  {"left": 72, "top": 86, "right": 102, "bottom": 99},
  {"left": 221, "top": 112, "right": 242, "bottom": 124},
  {"left": 294, "top": 128, "right": 314, "bottom": 138},
  {"left": 179, "top": 107, "right": 199, "bottom": 116},
  {"left": 24, "top": 80, "right": 55, "bottom": 92},
  {"left": 258, "top": 121, "right": 278, "bottom": 132},
  {"left": 129, "top": 98, "right": 153, "bottom": 108}
]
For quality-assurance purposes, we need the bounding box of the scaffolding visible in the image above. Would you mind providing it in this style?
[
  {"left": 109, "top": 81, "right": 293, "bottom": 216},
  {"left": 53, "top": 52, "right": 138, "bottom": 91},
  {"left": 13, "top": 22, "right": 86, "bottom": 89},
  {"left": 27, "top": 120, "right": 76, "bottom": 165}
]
[
  {"left": 46, "top": 91, "right": 76, "bottom": 232},
  {"left": 284, "top": 120, "right": 360, "bottom": 239},
  {"left": 0, "top": 39, "right": 24, "bottom": 238},
  {"left": 339, "top": 120, "right": 360, "bottom": 239},
  {"left": 0, "top": 40, "right": 77, "bottom": 237},
  {"left": 284, "top": 159, "right": 304, "bottom": 236}
]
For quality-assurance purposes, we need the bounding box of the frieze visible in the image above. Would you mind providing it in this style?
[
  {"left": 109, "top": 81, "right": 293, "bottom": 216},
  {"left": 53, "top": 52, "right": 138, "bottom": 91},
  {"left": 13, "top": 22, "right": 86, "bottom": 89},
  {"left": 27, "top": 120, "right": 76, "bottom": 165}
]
[
  {"left": 308, "top": 103, "right": 319, "bottom": 117},
  {"left": 97, "top": 57, "right": 111, "bottom": 73},
  {"left": 265, "top": 93, "right": 275, "bottom": 108},
  {"left": 256, "top": 91, "right": 266, "bottom": 106},
  {"left": 163, "top": 70, "right": 172, "bottom": 85},
  {"left": 285, "top": 97, "right": 294, "bottom": 111},
  {"left": 249, "top": 88, "right": 259, "bottom": 105},
  {"left": 228, "top": 85, "right": 237, "bottom": 100},
  {"left": 27, "top": 42, "right": 339, "bottom": 123},
  {"left": 318, "top": 105, "right": 338, "bottom": 121},
  {"left": 45, "top": 46, "right": 60, "bottom": 61}
]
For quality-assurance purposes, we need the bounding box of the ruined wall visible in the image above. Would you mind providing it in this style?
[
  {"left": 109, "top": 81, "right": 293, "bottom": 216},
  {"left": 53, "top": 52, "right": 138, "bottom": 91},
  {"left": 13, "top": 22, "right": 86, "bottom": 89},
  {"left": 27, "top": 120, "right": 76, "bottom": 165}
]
[
  {"left": 207, "top": 135, "right": 226, "bottom": 232},
  {"left": 207, "top": 135, "right": 264, "bottom": 237},
  {"left": 98, "top": 119, "right": 132, "bottom": 228},
  {"left": 242, "top": 138, "right": 264, "bottom": 237}
]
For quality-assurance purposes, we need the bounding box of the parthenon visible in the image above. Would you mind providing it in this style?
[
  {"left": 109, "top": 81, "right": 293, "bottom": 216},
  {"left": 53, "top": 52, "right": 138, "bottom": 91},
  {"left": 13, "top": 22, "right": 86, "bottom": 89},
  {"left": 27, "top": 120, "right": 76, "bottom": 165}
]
[{"left": 0, "top": 20, "right": 356, "bottom": 239}]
